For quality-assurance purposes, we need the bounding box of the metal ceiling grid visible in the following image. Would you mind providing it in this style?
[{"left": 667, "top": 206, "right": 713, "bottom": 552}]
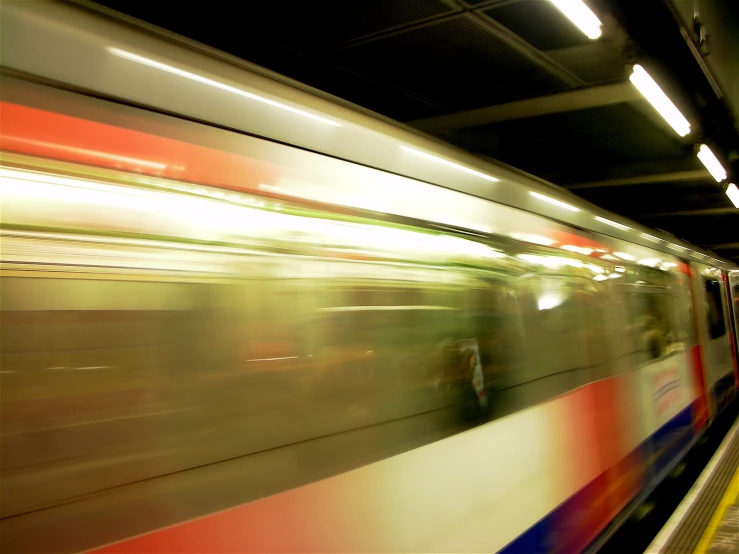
[
  {"left": 445, "top": 102, "right": 692, "bottom": 182},
  {"left": 582, "top": 179, "right": 736, "bottom": 217},
  {"left": 282, "top": 59, "right": 447, "bottom": 121},
  {"left": 329, "top": 17, "right": 571, "bottom": 110}
]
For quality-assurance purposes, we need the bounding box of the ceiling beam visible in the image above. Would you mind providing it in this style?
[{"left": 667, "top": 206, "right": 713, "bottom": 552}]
[
  {"left": 636, "top": 207, "right": 738, "bottom": 218},
  {"left": 409, "top": 82, "right": 640, "bottom": 132},
  {"left": 564, "top": 169, "right": 709, "bottom": 190}
]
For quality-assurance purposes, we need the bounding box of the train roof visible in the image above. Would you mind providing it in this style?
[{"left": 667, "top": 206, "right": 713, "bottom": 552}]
[{"left": 1, "top": 0, "right": 736, "bottom": 270}]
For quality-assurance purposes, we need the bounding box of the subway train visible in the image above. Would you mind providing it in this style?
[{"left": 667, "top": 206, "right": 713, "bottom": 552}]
[{"left": 2, "top": 2, "right": 739, "bottom": 553}]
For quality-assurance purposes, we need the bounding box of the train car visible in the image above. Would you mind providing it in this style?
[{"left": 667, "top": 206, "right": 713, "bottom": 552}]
[{"left": 1, "top": 2, "right": 738, "bottom": 553}]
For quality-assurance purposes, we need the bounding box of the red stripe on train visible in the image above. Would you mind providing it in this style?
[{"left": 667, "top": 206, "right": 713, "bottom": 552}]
[{"left": 0, "top": 101, "right": 276, "bottom": 193}]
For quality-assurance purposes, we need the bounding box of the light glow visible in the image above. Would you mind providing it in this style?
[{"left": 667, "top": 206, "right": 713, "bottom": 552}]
[
  {"left": 510, "top": 233, "right": 557, "bottom": 246},
  {"left": 400, "top": 146, "right": 499, "bottom": 183},
  {"left": 696, "top": 144, "right": 727, "bottom": 182},
  {"left": 629, "top": 65, "right": 690, "bottom": 137},
  {"left": 549, "top": 0, "right": 603, "bottom": 39},
  {"left": 517, "top": 254, "right": 583, "bottom": 269},
  {"left": 613, "top": 251, "right": 636, "bottom": 261},
  {"left": 593, "top": 274, "right": 609, "bottom": 282},
  {"left": 537, "top": 292, "right": 565, "bottom": 311},
  {"left": 561, "top": 245, "right": 594, "bottom": 255},
  {"left": 529, "top": 191, "right": 580, "bottom": 212},
  {"left": 726, "top": 183, "right": 739, "bottom": 208},
  {"left": 108, "top": 48, "right": 341, "bottom": 127},
  {"left": 594, "top": 216, "right": 631, "bottom": 231}
]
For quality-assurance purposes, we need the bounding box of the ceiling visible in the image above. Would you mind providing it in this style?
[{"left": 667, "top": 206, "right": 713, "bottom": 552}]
[{"left": 91, "top": 0, "right": 739, "bottom": 264}]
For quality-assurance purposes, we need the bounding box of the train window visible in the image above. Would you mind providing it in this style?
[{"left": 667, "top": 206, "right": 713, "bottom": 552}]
[{"left": 704, "top": 278, "right": 726, "bottom": 339}]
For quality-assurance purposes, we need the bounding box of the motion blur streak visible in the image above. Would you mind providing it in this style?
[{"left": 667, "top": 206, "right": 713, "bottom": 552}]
[
  {"left": 107, "top": 48, "right": 343, "bottom": 127},
  {"left": 0, "top": 3, "right": 737, "bottom": 552}
]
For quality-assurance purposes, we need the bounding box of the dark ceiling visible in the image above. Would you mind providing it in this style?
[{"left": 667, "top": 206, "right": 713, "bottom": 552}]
[{"left": 92, "top": 0, "right": 739, "bottom": 264}]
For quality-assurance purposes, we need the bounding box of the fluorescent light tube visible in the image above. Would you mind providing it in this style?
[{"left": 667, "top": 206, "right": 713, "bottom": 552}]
[
  {"left": 549, "top": 0, "right": 603, "bottom": 39},
  {"left": 697, "top": 144, "right": 727, "bottom": 182},
  {"left": 630, "top": 65, "right": 690, "bottom": 137}
]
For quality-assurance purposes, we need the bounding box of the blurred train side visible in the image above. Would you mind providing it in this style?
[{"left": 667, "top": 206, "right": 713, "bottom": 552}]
[{"left": 2, "top": 2, "right": 739, "bottom": 553}]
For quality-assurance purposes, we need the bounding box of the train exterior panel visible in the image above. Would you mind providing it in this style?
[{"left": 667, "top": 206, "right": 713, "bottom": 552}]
[{"left": 1, "top": 2, "right": 738, "bottom": 553}]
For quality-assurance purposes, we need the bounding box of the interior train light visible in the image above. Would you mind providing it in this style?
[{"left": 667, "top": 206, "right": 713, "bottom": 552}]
[
  {"left": 594, "top": 216, "right": 630, "bottom": 231},
  {"left": 549, "top": 0, "right": 603, "bottom": 39},
  {"left": 668, "top": 243, "right": 687, "bottom": 251},
  {"left": 696, "top": 144, "right": 727, "bottom": 182},
  {"left": 107, "top": 48, "right": 342, "bottom": 127},
  {"left": 593, "top": 274, "right": 608, "bottom": 282},
  {"left": 629, "top": 65, "right": 691, "bottom": 137},
  {"left": 726, "top": 183, "right": 739, "bottom": 208},
  {"left": 640, "top": 232, "right": 661, "bottom": 243},
  {"left": 638, "top": 258, "right": 660, "bottom": 268},
  {"left": 529, "top": 191, "right": 580, "bottom": 212},
  {"left": 517, "top": 254, "right": 583, "bottom": 269},
  {"left": 613, "top": 251, "right": 636, "bottom": 261},
  {"left": 400, "top": 146, "right": 499, "bottom": 182},
  {"left": 510, "top": 233, "right": 557, "bottom": 246},
  {"left": 562, "top": 245, "right": 594, "bottom": 255}
]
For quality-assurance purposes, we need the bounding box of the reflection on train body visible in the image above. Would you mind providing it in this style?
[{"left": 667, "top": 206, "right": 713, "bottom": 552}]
[{"left": 0, "top": 182, "right": 696, "bottom": 527}]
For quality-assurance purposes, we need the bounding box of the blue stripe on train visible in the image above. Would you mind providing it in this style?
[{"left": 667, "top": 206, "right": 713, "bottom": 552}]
[
  {"left": 645, "top": 405, "right": 693, "bottom": 480},
  {"left": 499, "top": 404, "right": 693, "bottom": 554}
]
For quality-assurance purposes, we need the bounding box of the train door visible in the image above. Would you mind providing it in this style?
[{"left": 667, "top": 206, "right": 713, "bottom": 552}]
[
  {"left": 690, "top": 262, "right": 735, "bottom": 415},
  {"left": 725, "top": 270, "right": 739, "bottom": 390}
]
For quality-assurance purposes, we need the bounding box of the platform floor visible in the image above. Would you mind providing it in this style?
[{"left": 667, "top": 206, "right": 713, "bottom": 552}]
[
  {"left": 646, "top": 416, "right": 739, "bottom": 554},
  {"left": 696, "top": 461, "right": 739, "bottom": 553}
]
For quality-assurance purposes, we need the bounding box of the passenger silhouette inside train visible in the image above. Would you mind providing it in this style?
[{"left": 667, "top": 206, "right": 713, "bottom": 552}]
[
  {"left": 437, "top": 340, "right": 484, "bottom": 422},
  {"left": 636, "top": 297, "right": 669, "bottom": 360}
]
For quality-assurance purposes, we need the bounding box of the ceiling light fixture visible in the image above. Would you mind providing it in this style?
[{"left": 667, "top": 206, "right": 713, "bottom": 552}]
[
  {"left": 696, "top": 144, "right": 727, "bottom": 182},
  {"left": 726, "top": 183, "right": 739, "bottom": 208},
  {"left": 529, "top": 191, "right": 580, "bottom": 212},
  {"left": 108, "top": 48, "right": 341, "bottom": 127},
  {"left": 629, "top": 65, "right": 690, "bottom": 137},
  {"left": 400, "top": 146, "right": 499, "bottom": 182},
  {"left": 594, "top": 216, "right": 630, "bottom": 231},
  {"left": 549, "top": 0, "right": 603, "bottom": 40}
]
